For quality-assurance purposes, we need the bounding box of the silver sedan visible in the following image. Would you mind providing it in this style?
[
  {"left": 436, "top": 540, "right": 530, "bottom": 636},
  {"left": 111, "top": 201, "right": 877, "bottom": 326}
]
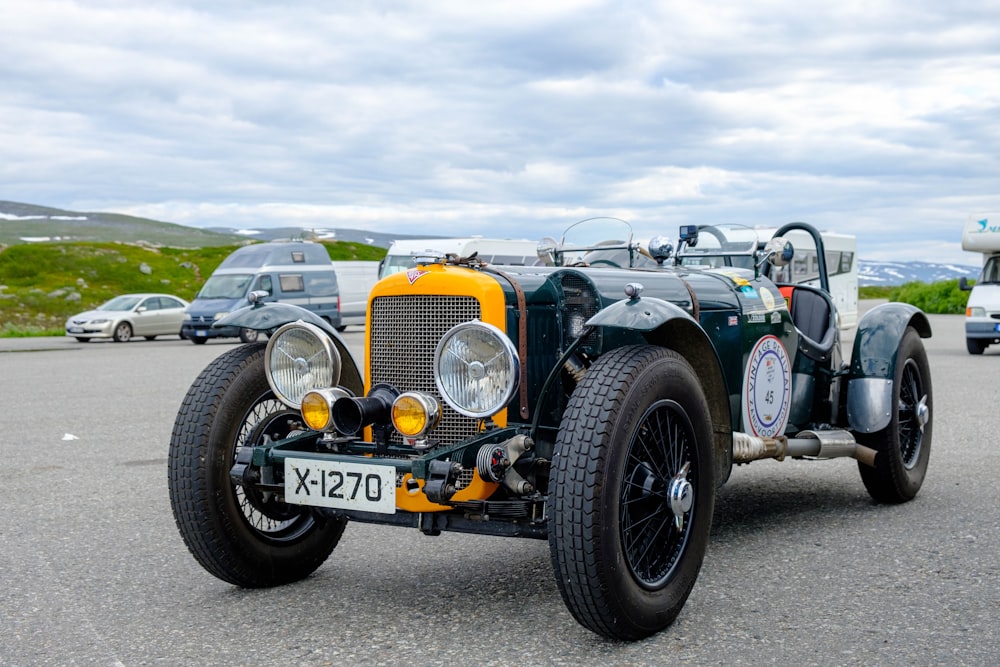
[{"left": 65, "top": 293, "right": 190, "bottom": 342}]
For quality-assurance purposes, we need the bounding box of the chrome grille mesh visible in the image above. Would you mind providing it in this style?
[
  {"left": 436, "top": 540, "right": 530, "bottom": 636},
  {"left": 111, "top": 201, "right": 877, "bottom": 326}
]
[{"left": 370, "top": 295, "right": 483, "bottom": 448}]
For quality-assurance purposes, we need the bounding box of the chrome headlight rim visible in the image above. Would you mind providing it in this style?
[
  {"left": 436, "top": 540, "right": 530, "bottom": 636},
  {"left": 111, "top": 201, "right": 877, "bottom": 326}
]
[
  {"left": 264, "top": 320, "right": 342, "bottom": 409},
  {"left": 434, "top": 320, "right": 519, "bottom": 419}
]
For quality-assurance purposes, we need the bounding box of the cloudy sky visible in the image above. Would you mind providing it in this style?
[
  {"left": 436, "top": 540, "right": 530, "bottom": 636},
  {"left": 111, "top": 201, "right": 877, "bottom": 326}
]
[{"left": 2, "top": 1, "right": 998, "bottom": 263}]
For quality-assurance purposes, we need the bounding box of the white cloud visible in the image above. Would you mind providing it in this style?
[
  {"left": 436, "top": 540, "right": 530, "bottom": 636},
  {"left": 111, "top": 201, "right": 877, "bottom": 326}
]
[{"left": 1, "top": 0, "right": 999, "bottom": 261}]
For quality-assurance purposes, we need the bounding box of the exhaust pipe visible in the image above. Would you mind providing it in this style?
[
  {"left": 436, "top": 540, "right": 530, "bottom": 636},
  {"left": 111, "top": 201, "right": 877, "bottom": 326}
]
[{"left": 733, "top": 430, "right": 877, "bottom": 467}]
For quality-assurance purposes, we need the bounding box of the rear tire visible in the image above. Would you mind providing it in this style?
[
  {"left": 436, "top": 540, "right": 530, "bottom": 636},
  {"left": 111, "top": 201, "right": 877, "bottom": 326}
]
[
  {"left": 168, "top": 344, "right": 346, "bottom": 587},
  {"left": 857, "top": 328, "right": 932, "bottom": 503},
  {"left": 548, "top": 346, "right": 715, "bottom": 640}
]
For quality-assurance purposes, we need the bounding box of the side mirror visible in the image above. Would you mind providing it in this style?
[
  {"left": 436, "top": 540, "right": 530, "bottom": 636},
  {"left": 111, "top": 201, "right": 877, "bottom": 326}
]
[
  {"left": 959, "top": 277, "right": 972, "bottom": 291},
  {"left": 765, "top": 237, "right": 794, "bottom": 267},
  {"left": 536, "top": 237, "right": 559, "bottom": 266}
]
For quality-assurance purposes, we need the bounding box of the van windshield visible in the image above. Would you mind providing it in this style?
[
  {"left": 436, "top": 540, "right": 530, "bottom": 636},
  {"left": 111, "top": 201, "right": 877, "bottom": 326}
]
[
  {"left": 198, "top": 273, "right": 253, "bottom": 299},
  {"left": 979, "top": 257, "right": 1000, "bottom": 285},
  {"left": 380, "top": 255, "right": 421, "bottom": 279}
]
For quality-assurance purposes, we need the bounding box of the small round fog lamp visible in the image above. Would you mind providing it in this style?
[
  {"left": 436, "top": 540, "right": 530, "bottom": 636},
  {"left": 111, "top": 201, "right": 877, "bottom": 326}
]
[{"left": 391, "top": 392, "right": 441, "bottom": 438}]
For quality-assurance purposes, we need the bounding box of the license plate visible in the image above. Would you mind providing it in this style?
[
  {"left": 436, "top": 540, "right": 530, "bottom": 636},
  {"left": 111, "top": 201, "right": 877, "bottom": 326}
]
[
  {"left": 196, "top": 330, "right": 206, "bottom": 336},
  {"left": 69, "top": 327, "right": 83, "bottom": 333},
  {"left": 284, "top": 458, "right": 396, "bottom": 514}
]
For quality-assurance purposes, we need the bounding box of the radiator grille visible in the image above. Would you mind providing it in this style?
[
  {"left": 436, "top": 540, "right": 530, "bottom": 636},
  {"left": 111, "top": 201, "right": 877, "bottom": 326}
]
[{"left": 370, "top": 295, "right": 483, "bottom": 447}]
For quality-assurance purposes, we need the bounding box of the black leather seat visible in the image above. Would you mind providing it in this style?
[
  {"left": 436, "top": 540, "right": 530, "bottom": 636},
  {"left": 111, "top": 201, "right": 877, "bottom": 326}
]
[{"left": 788, "top": 286, "right": 837, "bottom": 363}]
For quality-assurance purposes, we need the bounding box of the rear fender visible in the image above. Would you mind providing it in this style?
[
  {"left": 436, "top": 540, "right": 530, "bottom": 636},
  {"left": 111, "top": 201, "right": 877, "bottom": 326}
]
[
  {"left": 847, "top": 302, "right": 931, "bottom": 433},
  {"left": 216, "top": 303, "right": 363, "bottom": 395},
  {"left": 586, "top": 297, "right": 734, "bottom": 486}
]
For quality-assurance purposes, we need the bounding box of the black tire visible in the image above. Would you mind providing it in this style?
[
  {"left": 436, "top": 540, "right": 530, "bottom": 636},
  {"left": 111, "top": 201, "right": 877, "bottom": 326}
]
[
  {"left": 548, "top": 345, "right": 715, "bottom": 641},
  {"left": 239, "top": 328, "right": 260, "bottom": 344},
  {"left": 144, "top": 336, "right": 157, "bottom": 341},
  {"left": 336, "top": 325, "right": 347, "bottom": 333},
  {"left": 113, "top": 322, "right": 132, "bottom": 343},
  {"left": 74, "top": 337, "right": 89, "bottom": 343},
  {"left": 190, "top": 337, "right": 208, "bottom": 345},
  {"left": 857, "top": 327, "right": 932, "bottom": 503},
  {"left": 966, "top": 338, "right": 986, "bottom": 355},
  {"left": 168, "top": 344, "right": 346, "bottom": 587}
]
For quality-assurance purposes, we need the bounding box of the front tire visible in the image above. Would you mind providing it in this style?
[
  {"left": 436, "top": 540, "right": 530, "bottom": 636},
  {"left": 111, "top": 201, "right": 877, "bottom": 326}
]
[
  {"left": 113, "top": 322, "right": 132, "bottom": 342},
  {"left": 168, "top": 344, "right": 346, "bottom": 587},
  {"left": 857, "top": 327, "right": 932, "bottom": 503},
  {"left": 548, "top": 346, "right": 715, "bottom": 640},
  {"left": 966, "top": 337, "right": 986, "bottom": 355}
]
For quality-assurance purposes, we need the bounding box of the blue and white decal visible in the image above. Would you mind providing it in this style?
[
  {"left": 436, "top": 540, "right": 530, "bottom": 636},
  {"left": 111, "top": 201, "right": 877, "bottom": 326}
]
[{"left": 742, "top": 335, "right": 792, "bottom": 438}]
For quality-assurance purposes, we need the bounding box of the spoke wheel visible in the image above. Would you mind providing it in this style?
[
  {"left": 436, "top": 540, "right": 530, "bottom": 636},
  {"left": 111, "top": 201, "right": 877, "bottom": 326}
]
[
  {"left": 621, "top": 400, "right": 696, "bottom": 589},
  {"left": 858, "top": 327, "right": 933, "bottom": 503},
  {"left": 232, "top": 397, "right": 315, "bottom": 541},
  {"left": 548, "top": 345, "right": 715, "bottom": 641}
]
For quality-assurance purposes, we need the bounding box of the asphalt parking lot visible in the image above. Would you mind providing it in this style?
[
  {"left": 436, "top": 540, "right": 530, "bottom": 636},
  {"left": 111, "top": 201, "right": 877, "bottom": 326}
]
[{"left": 0, "top": 312, "right": 998, "bottom": 666}]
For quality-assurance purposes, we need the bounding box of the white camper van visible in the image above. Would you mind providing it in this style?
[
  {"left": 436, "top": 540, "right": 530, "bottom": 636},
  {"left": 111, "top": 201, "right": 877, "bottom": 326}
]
[
  {"left": 330, "top": 261, "right": 380, "bottom": 330},
  {"left": 960, "top": 212, "right": 1000, "bottom": 354},
  {"left": 762, "top": 228, "right": 858, "bottom": 330},
  {"left": 379, "top": 237, "right": 541, "bottom": 280}
]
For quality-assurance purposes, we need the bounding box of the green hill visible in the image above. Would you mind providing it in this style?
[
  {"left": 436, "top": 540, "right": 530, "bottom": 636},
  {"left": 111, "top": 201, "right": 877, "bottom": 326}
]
[
  {"left": 0, "top": 200, "right": 248, "bottom": 247},
  {"left": 0, "top": 240, "right": 385, "bottom": 336}
]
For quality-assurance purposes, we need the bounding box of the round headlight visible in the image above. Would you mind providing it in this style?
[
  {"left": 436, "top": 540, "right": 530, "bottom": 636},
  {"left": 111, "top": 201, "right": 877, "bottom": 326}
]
[
  {"left": 265, "top": 321, "right": 342, "bottom": 408},
  {"left": 434, "top": 321, "right": 519, "bottom": 419}
]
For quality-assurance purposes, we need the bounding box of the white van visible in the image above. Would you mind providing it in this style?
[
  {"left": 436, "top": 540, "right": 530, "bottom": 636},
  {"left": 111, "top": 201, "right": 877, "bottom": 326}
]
[
  {"left": 330, "top": 261, "right": 379, "bottom": 330},
  {"left": 379, "top": 237, "right": 541, "bottom": 279},
  {"left": 960, "top": 212, "right": 1000, "bottom": 354}
]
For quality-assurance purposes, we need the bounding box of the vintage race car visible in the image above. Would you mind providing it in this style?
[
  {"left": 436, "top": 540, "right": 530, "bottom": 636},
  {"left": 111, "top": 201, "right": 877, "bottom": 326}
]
[{"left": 168, "top": 218, "right": 933, "bottom": 641}]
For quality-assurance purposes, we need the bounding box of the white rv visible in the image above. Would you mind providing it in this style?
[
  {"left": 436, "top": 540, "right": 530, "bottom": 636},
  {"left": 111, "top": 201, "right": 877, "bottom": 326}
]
[
  {"left": 756, "top": 227, "right": 859, "bottom": 330},
  {"left": 379, "top": 237, "right": 541, "bottom": 280},
  {"left": 330, "top": 261, "right": 380, "bottom": 330},
  {"left": 960, "top": 212, "right": 1000, "bottom": 354}
]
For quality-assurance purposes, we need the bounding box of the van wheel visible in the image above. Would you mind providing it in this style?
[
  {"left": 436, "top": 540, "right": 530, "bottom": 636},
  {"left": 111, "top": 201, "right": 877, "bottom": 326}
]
[
  {"left": 239, "top": 328, "right": 261, "bottom": 344},
  {"left": 966, "top": 338, "right": 986, "bottom": 355}
]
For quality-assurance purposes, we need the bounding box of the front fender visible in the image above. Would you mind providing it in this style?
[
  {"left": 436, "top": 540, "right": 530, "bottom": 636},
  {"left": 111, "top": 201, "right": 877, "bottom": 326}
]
[
  {"left": 216, "top": 303, "right": 363, "bottom": 395},
  {"left": 587, "top": 297, "right": 733, "bottom": 487},
  {"left": 847, "top": 302, "right": 932, "bottom": 433},
  {"left": 585, "top": 295, "right": 696, "bottom": 331}
]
